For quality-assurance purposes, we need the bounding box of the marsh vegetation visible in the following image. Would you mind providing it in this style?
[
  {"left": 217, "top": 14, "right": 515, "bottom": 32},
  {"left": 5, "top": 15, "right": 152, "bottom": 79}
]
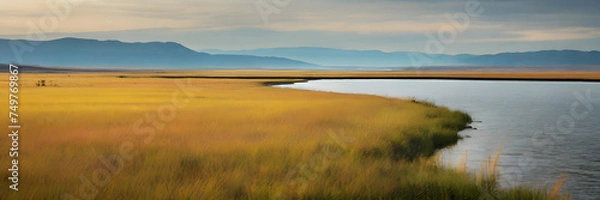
[{"left": 0, "top": 73, "right": 568, "bottom": 199}]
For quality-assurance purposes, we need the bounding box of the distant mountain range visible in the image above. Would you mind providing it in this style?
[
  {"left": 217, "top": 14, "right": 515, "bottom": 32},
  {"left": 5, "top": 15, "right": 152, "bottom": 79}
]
[
  {"left": 203, "top": 47, "right": 600, "bottom": 68},
  {"left": 0, "top": 38, "right": 317, "bottom": 69},
  {"left": 0, "top": 37, "right": 598, "bottom": 70}
]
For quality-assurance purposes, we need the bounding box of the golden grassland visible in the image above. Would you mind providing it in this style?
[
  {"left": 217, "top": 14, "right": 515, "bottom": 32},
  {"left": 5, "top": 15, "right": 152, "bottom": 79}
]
[{"left": 0, "top": 72, "right": 571, "bottom": 199}]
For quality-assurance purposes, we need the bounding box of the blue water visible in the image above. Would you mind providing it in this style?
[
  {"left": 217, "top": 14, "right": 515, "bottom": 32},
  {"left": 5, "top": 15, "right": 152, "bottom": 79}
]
[{"left": 278, "top": 79, "right": 600, "bottom": 200}]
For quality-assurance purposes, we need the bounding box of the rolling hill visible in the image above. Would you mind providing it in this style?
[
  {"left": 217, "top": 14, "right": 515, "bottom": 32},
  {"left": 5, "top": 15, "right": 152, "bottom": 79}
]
[
  {"left": 203, "top": 47, "right": 600, "bottom": 68},
  {"left": 0, "top": 38, "right": 318, "bottom": 69}
]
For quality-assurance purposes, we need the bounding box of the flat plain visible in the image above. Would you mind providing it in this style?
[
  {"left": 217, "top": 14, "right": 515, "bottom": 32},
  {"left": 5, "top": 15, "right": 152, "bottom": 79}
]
[{"left": 0, "top": 71, "right": 579, "bottom": 199}]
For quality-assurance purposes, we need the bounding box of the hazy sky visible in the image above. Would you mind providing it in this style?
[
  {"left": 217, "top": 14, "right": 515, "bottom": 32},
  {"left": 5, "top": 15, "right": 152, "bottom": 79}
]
[{"left": 2, "top": 0, "right": 599, "bottom": 54}]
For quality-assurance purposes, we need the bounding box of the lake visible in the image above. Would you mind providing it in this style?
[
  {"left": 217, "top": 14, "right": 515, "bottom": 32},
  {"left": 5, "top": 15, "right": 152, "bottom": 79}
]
[{"left": 277, "top": 79, "right": 600, "bottom": 200}]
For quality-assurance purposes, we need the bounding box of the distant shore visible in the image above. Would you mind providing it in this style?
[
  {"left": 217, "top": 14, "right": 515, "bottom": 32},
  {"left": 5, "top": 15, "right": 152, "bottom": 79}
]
[
  {"left": 5, "top": 64, "right": 600, "bottom": 82},
  {"left": 115, "top": 70, "right": 600, "bottom": 82}
]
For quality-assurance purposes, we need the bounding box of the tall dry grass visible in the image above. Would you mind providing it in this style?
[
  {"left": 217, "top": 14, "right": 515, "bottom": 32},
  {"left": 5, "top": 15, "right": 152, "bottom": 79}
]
[{"left": 0, "top": 73, "right": 568, "bottom": 199}]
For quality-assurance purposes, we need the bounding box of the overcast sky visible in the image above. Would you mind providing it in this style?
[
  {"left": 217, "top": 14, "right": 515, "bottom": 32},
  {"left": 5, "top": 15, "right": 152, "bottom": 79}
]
[{"left": 2, "top": 0, "right": 599, "bottom": 54}]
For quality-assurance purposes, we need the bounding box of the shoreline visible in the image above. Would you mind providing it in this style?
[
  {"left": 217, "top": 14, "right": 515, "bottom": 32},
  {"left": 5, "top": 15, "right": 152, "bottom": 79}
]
[
  {"left": 270, "top": 79, "right": 474, "bottom": 158},
  {"left": 114, "top": 70, "right": 600, "bottom": 82}
]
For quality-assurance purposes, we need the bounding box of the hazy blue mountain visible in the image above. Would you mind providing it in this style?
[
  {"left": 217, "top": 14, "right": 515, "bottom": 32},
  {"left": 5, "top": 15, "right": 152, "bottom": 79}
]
[
  {"left": 1, "top": 37, "right": 597, "bottom": 70},
  {"left": 0, "top": 38, "right": 318, "bottom": 69},
  {"left": 457, "top": 50, "right": 600, "bottom": 66},
  {"left": 203, "top": 48, "right": 600, "bottom": 67},
  {"left": 202, "top": 47, "right": 418, "bottom": 67}
]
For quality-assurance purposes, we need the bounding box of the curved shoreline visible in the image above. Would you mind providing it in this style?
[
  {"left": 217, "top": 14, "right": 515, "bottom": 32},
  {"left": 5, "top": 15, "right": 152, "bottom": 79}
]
[
  {"left": 273, "top": 78, "right": 576, "bottom": 199},
  {"left": 271, "top": 79, "right": 474, "bottom": 153}
]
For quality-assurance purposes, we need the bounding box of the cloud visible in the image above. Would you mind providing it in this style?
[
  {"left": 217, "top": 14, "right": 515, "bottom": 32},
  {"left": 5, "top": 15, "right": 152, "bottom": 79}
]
[
  {"left": 461, "top": 27, "right": 600, "bottom": 43},
  {"left": 1, "top": 0, "right": 598, "bottom": 53},
  {"left": 508, "top": 28, "right": 600, "bottom": 42}
]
